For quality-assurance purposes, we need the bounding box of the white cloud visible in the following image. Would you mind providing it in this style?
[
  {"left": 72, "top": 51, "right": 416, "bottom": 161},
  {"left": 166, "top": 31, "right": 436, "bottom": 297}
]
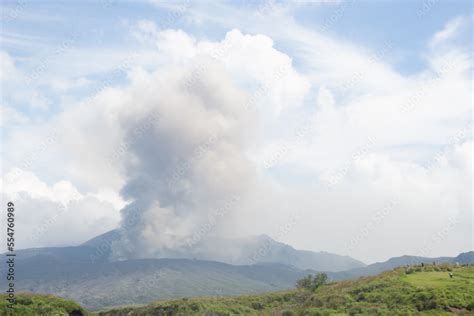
[
  {"left": 0, "top": 169, "right": 122, "bottom": 249},
  {"left": 0, "top": 105, "right": 30, "bottom": 128},
  {"left": 50, "top": 77, "right": 93, "bottom": 92},
  {"left": 430, "top": 16, "right": 466, "bottom": 47},
  {"left": 1, "top": 27, "right": 309, "bottom": 193},
  {"left": 132, "top": 23, "right": 311, "bottom": 115},
  {"left": 240, "top": 141, "right": 472, "bottom": 262},
  {"left": 0, "top": 50, "right": 51, "bottom": 110},
  {"left": 0, "top": 50, "right": 17, "bottom": 81}
]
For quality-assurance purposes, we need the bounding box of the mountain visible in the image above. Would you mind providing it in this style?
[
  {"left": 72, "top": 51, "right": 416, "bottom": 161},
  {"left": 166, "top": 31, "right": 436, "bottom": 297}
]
[
  {"left": 4, "top": 229, "right": 472, "bottom": 311},
  {"left": 2, "top": 231, "right": 363, "bottom": 310},
  {"left": 187, "top": 234, "right": 366, "bottom": 272},
  {"left": 83, "top": 230, "right": 366, "bottom": 272},
  {"left": 11, "top": 255, "right": 315, "bottom": 310},
  {"left": 453, "top": 251, "right": 474, "bottom": 264}
]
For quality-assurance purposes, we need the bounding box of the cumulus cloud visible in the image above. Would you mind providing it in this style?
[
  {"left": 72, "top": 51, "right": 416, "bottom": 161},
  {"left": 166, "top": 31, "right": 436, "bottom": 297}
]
[
  {"left": 0, "top": 169, "right": 122, "bottom": 249},
  {"left": 132, "top": 23, "right": 311, "bottom": 114}
]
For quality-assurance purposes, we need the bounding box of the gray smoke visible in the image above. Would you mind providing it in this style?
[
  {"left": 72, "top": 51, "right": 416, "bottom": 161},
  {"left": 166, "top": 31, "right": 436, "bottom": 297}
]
[{"left": 110, "top": 57, "right": 258, "bottom": 259}]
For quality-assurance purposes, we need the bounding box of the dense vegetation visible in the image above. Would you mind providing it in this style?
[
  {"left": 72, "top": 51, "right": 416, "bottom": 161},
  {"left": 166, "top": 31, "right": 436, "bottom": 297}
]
[
  {"left": 0, "top": 293, "right": 86, "bottom": 316},
  {"left": 97, "top": 264, "right": 474, "bottom": 315},
  {"left": 2, "top": 264, "right": 472, "bottom": 315}
]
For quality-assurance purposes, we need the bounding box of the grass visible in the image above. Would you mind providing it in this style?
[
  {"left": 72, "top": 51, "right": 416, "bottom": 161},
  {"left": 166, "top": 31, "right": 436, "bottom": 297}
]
[
  {"left": 404, "top": 270, "right": 473, "bottom": 289},
  {"left": 2, "top": 264, "right": 473, "bottom": 315}
]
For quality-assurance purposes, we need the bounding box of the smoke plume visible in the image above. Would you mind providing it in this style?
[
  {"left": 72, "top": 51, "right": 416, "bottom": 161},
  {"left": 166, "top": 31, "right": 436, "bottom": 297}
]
[{"left": 110, "top": 57, "right": 258, "bottom": 259}]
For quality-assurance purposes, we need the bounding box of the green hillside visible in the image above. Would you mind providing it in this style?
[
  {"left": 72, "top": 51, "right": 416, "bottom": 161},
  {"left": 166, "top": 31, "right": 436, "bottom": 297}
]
[
  {"left": 0, "top": 293, "right": 87, "bottom": 316},
  {"left": 2, "top": 264, "right": 472, "bottom": 315},
  {"left": 97, "top": 264, "right": 474, "bottom": 315}
]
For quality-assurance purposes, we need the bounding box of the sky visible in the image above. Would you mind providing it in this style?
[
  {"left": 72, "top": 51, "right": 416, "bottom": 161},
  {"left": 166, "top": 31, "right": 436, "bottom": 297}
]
[{"left": 0, "top": 0, "right": 472, "bottom": 263}]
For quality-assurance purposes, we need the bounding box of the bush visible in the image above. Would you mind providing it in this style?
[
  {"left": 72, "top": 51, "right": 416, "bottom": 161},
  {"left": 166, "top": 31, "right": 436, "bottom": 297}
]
[
  {"left": 190, "top": 303, "right": 200, "bottom": 311},
  {"left": 251, "top": 302, "right": 264, "bottom": 310},
  {"left": 296, "top": 273, "right": 328, "bottom": 291},
  {"left": 467, "top": 302, "right": 474, "bottom": 311}
]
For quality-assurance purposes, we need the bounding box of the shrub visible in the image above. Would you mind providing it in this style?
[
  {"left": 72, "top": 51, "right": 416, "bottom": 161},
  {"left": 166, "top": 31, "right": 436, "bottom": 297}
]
[
  {"left": 296, "top": 273, "right": 328, "bottom": 291},
  {"left": 467, "top": 302, "right": 474, "bottom": 311},
  {"left": 309, "top": 296, "right": 324, "bottom": 307},
  {"left": 297, "top": 275, "right": 313, "bottom": 290},
  {"left": 190, "top": 303, "right": 200, "bottom": 311},
  {"left": 251, "top": 302, "right": 264, "bottom": 310}
]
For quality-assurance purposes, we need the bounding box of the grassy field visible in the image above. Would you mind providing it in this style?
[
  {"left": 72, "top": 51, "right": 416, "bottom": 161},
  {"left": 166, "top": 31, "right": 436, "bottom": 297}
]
[
  {"left": 404, "top": 270, "right": 473, "bottom": 289},
  {"left": 1, "top": 264, "right": 473, "bottom": 315}
]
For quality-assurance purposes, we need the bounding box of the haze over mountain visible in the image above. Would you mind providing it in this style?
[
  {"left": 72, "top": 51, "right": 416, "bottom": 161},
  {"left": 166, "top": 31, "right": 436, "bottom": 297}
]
[{"left": 83, "top": 230, "right": 365, "bottom": 272}]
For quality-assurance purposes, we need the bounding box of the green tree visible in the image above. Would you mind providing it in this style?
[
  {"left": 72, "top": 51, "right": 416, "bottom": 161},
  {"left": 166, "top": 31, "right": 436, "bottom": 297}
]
[
  {"left": 296, "top": 273, "right": 328, "bottom": 291},
  {"left": 314, "top": 272, "right": 328, "bottom": 287}
]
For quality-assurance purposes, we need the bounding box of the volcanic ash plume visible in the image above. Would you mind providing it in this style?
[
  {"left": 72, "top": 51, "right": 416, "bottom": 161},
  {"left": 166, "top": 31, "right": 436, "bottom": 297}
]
[{"left": 110, "top": 58, "right": 258, "bottom": 259}]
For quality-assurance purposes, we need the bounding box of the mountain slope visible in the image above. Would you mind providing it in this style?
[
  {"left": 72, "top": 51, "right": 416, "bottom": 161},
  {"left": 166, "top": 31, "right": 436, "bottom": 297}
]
[
  {"left": 11, "top": 255, "right": 315, "bottom": 310},
  {"left": 97, "top": 264, "right": 474, "bottom": 315},
  {"left": 453, "top": 251, "right": 474, "bottom": 264}
]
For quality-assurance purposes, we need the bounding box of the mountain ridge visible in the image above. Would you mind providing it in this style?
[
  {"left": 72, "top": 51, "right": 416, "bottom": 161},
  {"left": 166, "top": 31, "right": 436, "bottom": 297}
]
[
  {"left": 331, "top": 251, "right": 473, "bottom": 280},
  {"left": 80, "top": 229, "right": 366, "bottom": 272}
]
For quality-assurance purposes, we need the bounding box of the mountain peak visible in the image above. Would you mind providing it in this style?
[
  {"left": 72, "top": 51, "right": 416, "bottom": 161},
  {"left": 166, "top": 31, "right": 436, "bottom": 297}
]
[{"left": 78, "top": 230, "right": 365, "bottom": 272}]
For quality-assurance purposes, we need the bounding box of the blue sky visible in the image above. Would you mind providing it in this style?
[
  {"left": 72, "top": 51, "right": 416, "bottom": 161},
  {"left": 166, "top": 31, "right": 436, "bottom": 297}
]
[
  {"left": 1, "top": 1, "right": 472, "bottom": 262},
  {"left": 1, "top": 1, "right": 472, "bottom": 117}
]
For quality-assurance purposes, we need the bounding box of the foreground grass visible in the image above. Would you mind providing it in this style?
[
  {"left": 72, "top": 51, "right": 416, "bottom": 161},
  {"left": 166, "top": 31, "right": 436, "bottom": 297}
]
[
  {"left": 1, "top": 264, "right": 472, "bottom": 315},
  {"left": 97, "top": 264, "right": 474, "bottom": 315},
  {"left": 0, "top": 293, "right": 87, "bottom": 316}
]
